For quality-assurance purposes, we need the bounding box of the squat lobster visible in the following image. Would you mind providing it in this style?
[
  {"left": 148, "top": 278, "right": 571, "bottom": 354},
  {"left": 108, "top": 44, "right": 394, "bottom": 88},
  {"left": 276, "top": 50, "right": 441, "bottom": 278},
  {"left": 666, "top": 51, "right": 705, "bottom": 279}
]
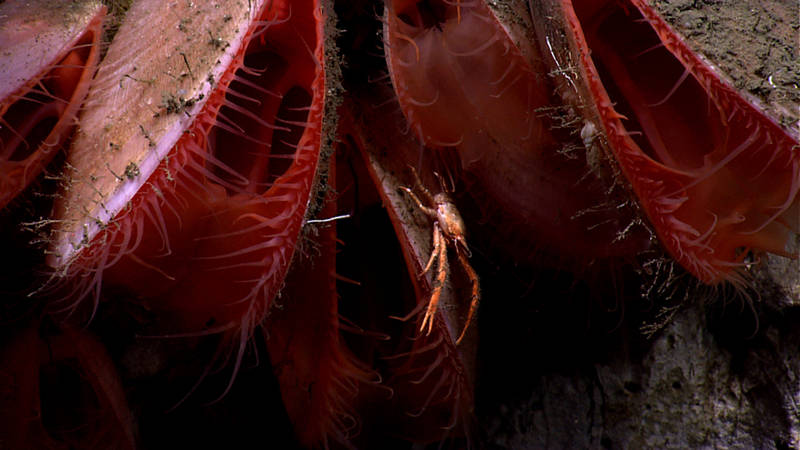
[{"left": 401, "top": 167, "right": 480, "bottom": 345}]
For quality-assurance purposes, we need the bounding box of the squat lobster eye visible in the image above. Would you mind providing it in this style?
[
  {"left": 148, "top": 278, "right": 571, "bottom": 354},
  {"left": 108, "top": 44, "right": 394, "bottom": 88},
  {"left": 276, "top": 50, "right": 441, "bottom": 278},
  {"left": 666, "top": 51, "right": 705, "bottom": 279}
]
[{"left": 401, "top": 167, "right": 480, "bottom": 345}]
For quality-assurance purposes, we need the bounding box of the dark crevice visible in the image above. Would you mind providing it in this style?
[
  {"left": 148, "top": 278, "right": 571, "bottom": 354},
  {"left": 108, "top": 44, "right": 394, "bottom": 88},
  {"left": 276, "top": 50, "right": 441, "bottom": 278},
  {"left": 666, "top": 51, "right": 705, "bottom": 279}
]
[
  {"left": 212, "top": 51, "right": 288, "bottom": 194},
  {"left": 269, "top": 86, "right": 312, "bottom": 183},
  {"left": 212, "top": 45, "right": 311, "bottom": 194},
  {"left": 1, "top": 95, "right": 61, "bottom": 162},
  {"left": 40, "top": 359, "right": 99, "bottom": 443},
  {"left": 0, "top": 30, "right": 92, "bottom": 164},
  {"left": 573, "top": 0, "right": 725, "bottom": 172},
  {"left": 396, "top": 0, "right": 449, "bottom": 30}
]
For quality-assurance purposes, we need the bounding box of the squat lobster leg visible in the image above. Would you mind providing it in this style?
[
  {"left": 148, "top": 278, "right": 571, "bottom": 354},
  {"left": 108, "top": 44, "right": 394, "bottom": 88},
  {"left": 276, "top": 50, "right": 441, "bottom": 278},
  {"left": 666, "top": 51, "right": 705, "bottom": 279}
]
[
  {"left": 401, "top": 167, "right": 480, "bottom": 345},
  {"left": 419, "top": 225, "right": 448, "bottom": 336},
  {"left": 401, "top": 186, "right": 438, "bottom": 225},
  {"left": 454, "top": 248, "right": 479, "bottom": 344}
]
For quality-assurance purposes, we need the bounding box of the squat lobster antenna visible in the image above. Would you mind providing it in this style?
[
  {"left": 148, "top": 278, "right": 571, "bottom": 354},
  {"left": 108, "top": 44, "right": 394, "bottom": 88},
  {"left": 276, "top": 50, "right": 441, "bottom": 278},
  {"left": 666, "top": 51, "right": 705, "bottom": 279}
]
[
  {"left": 433, "top": 170, "right": 456, "bottom": 194},
  {"left": 406, "top": 164, "right": 436, "bottom": 204}
]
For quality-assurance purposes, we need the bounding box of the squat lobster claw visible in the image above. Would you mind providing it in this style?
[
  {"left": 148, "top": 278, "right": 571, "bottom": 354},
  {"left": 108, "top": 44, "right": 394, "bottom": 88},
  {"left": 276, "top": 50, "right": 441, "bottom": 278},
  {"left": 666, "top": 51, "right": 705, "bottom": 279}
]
[{"left": 401, "top": 166, "right": 480, "bottom": 345}]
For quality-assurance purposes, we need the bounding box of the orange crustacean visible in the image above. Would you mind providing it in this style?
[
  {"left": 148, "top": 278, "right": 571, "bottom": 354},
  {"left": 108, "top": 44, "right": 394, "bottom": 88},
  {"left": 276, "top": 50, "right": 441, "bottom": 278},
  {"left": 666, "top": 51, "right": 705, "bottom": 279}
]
[
  {"left": 382, "top": 0, "right": 651, "bottom": 273},
  {"left": 338, "top": 88, "right": 478, "bottom": 445},
  {"left": 0, "top": 0, "right": 796, "bottom": 448}
]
